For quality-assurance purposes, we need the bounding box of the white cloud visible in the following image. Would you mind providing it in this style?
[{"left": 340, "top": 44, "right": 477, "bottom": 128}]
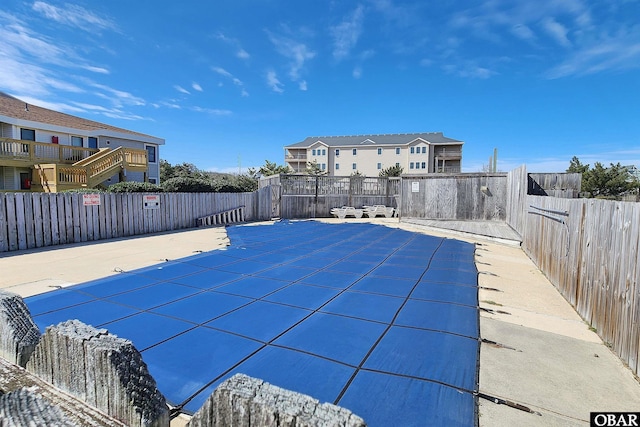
[
  {"left": 191, "top": 106, "right": 232, "bottom": 116},
  {"left": 546, "top": 29, "right": 640, "bottom": 78},
  {"left": 266, "top": 70, "right": 284, "bottom": 93},
  {"left": 192, "top": 82, "right": 203, "bottom": 92},
  {"left": 17, "top": 95, "right": 86, "bottom": 114},
  {"left": 331, "top": 5, "right": 365, "bottom": 61},
  {"left": 216, "top": 32, "right": 250, "bottom": 60},
  {"left": 212, "top": 66, "right": 247, "bottom": 95},
  {"left": 212, "top": 66, "right": 233, "bottom": 79},
  {"left": 443, "top": 62, "right": 496, "bottom": 79},
  {"left": 32, "top": 1, "right": 116, "bottom": 32},
  {"left": 237, "top": 49, "right": 250, "bottom": 60},
  {"left": 174, "top": 85, "right": 190, "bottom": 94},
  {"left": 102, "top": 111, "right": 147, "bottom": 121},
  {"left": 511, "top": 23, "right": 535, "bottom": 41},
  {"left": 542, "top": 17, "right": 571, "bottom": 47},
  {"left": 267, "top": 30, "right": 316, "bottom": 85},
  {"left": 353, "top": 67, "right": 362, "bottom": 79},
  {"left": 0, "top": 56, "right": 82, "bottom": 96},
  {"left": 82, "top": 65, "right": 110, "bottom": 74},
  {"left": 91, "top": 83, "right": 146, "bottom": 107},
  {"left": 298, "top": 80, "right": 308, "bottom": 91}
]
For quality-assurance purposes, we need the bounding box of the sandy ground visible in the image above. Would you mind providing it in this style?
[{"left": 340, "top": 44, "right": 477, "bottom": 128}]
[{"left": 1, "top": 218, "right": 639, "bottom": 426}]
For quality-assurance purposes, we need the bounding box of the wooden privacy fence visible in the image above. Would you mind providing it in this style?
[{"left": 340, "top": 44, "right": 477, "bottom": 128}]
[
  {"left": 0, "top": 188, "right": 272, "bottom": 253},
  {"left": 507, "top": 165, "right": 640, "bottom": 375},
  {"left": 275, "top": 175, "right": 400, "bottom": 219},
  {"left": 522, "top": 195, "right": 640, "bottom": 375},
  {"left": 399, "top": 173, "right": 508, "bottom": 220}
]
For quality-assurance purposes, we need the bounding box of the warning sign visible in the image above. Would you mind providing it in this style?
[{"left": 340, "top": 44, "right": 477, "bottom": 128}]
[
  {"left": 143, "top": 194, "right": 160, "bottom": 210},
  {"left": 411, "top": 181, "right": 420, "bottom": 193},
  {"left": 83, "top": 194, "right": 101, "bottom": 206}
]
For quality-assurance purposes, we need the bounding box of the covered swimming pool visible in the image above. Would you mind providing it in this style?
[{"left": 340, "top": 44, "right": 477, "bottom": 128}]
[{"left": 25, "top": 221, "right": 480, "bottom": 426}]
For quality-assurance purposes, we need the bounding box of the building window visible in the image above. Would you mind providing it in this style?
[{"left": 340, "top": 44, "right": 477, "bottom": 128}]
[
  {"left": 312, "top": 149, "right": 316, "bottom": 156},
  {"left": 321, "top": 163, "right": 326, "bottom": 170},
  {"left": 322, "top": 149, "right": 326, "bottom": 155},
  {"left": 377, "top": 163, "right": 382, "bottom": 170},
  {"left": 71, "top": 136, "right": 83, "bottom": 147},
  {"left": 20, "top": 128, "right": 35, "bottom": 141},
  {"left": 352, "top": 148, "right": 357, "bottom": 155},
  {"left": 377, "top": 148, "right": 382, "bottom": 155},
  {"left": 352, "top": 163, "right": 357, "bottom": 170},
  {"left": 395, "top": 162, "right": 400, "bottom": 167},
  {"left": 395, "top": 147, "right": 400, "bottom": 155},
  {"left": 422, "top": 146, "right": 426, "bottom": 154},
  {"left": 421, "top": 162, "right": 426, "bottom": 169},
  {"left": 410, "top": 162, "right": 414, "bottom": 169},
  {"left": 410, "top": 147, "right": 414, "bottom": 154},
  {"left": 20, "top": 172, "right": 31, "bottom": 190},
  {"left": 335, "top": 149, "right": 340, "bottom": 156},
  {"left": 88, "top": 137, "right": 98, "bottom": 149},
  {"left": 148, "top": 178, "right": 157, "bottom": 184},
  {"left": 146, "top": 145, "right": 157, "bottom": 163},
  {"left": 336, "top": 163, "right": 340, "bottom": 170}
]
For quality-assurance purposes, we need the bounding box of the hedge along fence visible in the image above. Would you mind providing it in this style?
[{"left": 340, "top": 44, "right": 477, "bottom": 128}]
[{"left": 0, "top": 188, "right": 273, "bottom": 253}]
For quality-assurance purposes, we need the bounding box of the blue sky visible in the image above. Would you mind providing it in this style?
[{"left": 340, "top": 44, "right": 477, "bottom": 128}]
[{"left": 1, "top": 0, "right": 639, "bottom": 173}]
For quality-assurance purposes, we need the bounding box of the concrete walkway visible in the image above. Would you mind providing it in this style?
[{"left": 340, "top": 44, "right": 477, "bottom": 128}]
[{"left": 1, "top": 219, "right": 639, "bottom": 426}]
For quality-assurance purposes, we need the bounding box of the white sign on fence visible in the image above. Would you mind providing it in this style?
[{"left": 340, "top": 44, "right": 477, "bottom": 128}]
[
  {"left": 143, "top": 194, "right": 160, "bottom": 210},
  {"left": 83, "top": 194, "right": 101, "bottom": 206},
  {"left": 411, "top": 182, "right": 420, "bottom": 193}
]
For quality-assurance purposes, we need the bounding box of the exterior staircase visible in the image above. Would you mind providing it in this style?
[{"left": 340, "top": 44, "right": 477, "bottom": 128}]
[{"left": 32, "top": 147, "right": 148, "bottom": 192}]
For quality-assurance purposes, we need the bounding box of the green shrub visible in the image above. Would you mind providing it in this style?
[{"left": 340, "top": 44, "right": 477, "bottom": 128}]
[
  {"left": 211, "top": 175, "right": 258, "bottom": 193},
  {"left": 107, "top": 181, "right": 164, "bottom": 193},
  {"left": 161, "top": 177, "right": 216, "bottom": 192}
]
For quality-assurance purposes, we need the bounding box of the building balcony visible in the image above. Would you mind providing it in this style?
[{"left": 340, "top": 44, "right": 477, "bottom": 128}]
[
  {"left": 434, "top": 150, "right": 462, "bottom": 160},
  {"left": 0, "top": 137, "right": 99, "bottom": 167},
  {"left": 285, "top": 153, "right": 308, "bottom": 161}
]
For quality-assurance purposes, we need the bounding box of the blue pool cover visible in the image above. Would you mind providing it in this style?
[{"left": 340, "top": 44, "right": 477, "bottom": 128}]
[{"left": 25, "top": 221, "right": 480, "bottom": 426}]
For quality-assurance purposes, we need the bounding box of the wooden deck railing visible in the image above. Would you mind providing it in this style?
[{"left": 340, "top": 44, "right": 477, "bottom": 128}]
[
  {"left": 0, "top": 138, "right": 98, "bottom": 165},
  {"left": 82, "top": 147, "right": 147, "bottom": 187},
  {"left": 1, "top": 138, "right": 148, "bottom": 191}
]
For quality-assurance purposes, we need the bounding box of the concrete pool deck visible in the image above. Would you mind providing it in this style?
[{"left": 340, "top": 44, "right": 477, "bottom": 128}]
[{"left": 1, "top": 218, "right": 639, "bottom": 426}]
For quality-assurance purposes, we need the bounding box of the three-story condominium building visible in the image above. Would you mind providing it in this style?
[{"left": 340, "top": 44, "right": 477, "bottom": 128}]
[
  {"left": 0, "top": 91, "right": 164, "bottom": 192},
  {"left": 284, "top": 132, "right": 463, "bottom": 176}
]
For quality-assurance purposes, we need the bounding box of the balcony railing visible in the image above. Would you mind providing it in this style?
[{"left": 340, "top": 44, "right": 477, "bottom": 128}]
[
  {"left": 285, "top": 153, "right": 308, "bottom": 160},
  {"left": 0, "top": 138, "right": 99, "bottom": 165},
  {"left": 436, "top": 166, "right": 461, "bottom": 173},
  {"left": 434, "top": 148, "right": 462, "bottom": 160}
]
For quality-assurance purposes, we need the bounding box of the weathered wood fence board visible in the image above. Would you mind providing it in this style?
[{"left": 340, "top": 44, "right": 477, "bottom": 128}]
[
  {"left": 273, "top": 175, "right": 400, "bottom": 219},
  {"left": 0, "top": 190, "right": 271, "bottom": 253},
  {"left": 528, "top": 172, "right": 582, "bottom": 197},
  {"left": 506, "top": 165, "right": 528, "bottom": 236},
  {"left": 400, "top": 173, "right": 508, "bottom": 220},
  {"left": 522, "top": 195, "right": 640, "bottom": 375}
]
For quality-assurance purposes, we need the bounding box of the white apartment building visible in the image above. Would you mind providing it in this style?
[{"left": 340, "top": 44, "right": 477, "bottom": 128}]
[{"left": 284, "top": 132, "right": 463, "bottom": 176}]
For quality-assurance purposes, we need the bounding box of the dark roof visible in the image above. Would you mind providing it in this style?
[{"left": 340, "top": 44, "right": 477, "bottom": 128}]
[
  {"left": 0, "top": 92, "right": 163, "bottom": 142},
  {"left": 286, "top": 132, "right": 462, "bottom": 148}
]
